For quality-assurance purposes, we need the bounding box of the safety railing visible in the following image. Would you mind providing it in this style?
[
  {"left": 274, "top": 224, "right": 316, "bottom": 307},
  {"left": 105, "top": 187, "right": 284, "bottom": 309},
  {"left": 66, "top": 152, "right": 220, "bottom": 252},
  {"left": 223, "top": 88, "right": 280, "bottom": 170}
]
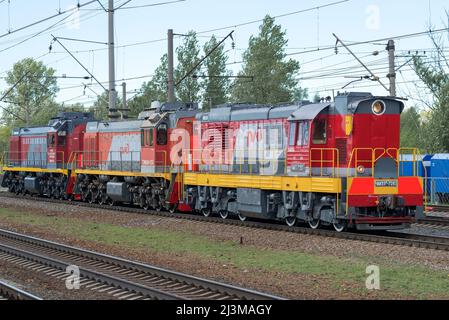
[
  {"left": 309, "top": 148, "right": 340, "bottom": 178},
  {"left": 184, "top": 148, "right": 288, "bottom": 176},
  {"left": 1, "top": 151, "right": 66, "bottom": 169},
  {"left": 71, "top": 150, "right": 169, "bottom": 174},
  {"left": 346, "top": 148, "right": 423, "bottom": 178}
]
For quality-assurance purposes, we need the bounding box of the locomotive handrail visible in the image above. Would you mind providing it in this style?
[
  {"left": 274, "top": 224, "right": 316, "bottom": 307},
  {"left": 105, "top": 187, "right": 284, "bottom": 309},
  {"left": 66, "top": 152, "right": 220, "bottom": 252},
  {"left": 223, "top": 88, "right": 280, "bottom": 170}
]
[
  {"left": 309, "top": 148, "right": 340, "bottom": 177},
  {"left": 2, "top": 151, "right": 66, "bottom": 170}
]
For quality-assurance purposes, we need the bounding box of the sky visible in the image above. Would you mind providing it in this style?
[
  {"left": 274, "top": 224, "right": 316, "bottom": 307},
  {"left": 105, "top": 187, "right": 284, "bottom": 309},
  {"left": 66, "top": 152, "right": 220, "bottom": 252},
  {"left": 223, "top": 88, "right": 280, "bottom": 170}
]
[{"left": 0, "top": 0, "right": 448, "bottom": 112}]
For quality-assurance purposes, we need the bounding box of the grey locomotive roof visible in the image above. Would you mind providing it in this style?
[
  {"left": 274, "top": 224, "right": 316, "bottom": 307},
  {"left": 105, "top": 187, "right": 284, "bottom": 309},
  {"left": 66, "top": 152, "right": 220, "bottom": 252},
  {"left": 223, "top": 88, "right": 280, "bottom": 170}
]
[
  {"left": 86, "top": 120, "right": 144, "bottom": 133},
  {"left": 288, "top": 103, "right": 330, "bottom": 121},
  {"left": 199, "top": 103, "right": 312, "bottom": 122},
  {"left": 12, "top": 126, "right": 55, "bottom": 136}
]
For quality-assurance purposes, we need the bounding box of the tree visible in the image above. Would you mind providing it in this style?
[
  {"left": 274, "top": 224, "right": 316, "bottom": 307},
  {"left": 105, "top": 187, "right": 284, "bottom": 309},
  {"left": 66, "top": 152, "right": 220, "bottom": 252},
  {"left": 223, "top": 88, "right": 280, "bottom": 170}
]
[
  {"left": 400, "top": 107, "right": 425, "bottom": 150},
  {"left": 201, "top": 35, "right": 231, "bottom": 110},
  {"left": 0, "top": 125, "right": 11, "bottom": 154},
  {"left": 128, "top": 54, "right": 168, "bottom": 116},
  {"left": 175, "top": 31, "right": 201, "bottom": 103},
  {"left": 231, "top": 15, "right": 303, "bottom": 104},
  {"left": 1, "top": 58, "right": 59, "bottom": 127},
  {"left": 91, "top": 92, "right": 122, "bottom": 121},
  {"left": 412, "top": 38, "right": 449, "bottom": 152}
]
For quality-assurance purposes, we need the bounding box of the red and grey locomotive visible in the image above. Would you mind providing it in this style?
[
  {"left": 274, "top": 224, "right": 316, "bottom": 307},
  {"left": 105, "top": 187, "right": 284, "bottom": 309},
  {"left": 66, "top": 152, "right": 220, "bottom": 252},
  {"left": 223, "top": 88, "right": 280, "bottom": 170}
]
[{"left": 1, "top": 92, "right": 425, "bottom": 231}]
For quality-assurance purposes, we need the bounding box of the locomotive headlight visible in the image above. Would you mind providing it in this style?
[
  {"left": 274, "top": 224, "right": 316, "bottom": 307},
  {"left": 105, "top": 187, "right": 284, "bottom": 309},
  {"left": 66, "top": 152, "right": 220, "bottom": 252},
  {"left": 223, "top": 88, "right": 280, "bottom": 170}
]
[
  {"left": 372, "top": 100, "right": 386, "bottom": 115},
  {"left": 357, "top": 165, "right": 365, "bottom": 174}
]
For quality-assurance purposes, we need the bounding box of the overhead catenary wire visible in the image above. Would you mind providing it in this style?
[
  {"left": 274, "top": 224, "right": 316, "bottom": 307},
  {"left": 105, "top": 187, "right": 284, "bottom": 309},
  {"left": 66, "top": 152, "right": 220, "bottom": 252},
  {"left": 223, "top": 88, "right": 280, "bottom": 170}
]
[{"left": 0, "top": 0, "right": 99, "bottom": 40}]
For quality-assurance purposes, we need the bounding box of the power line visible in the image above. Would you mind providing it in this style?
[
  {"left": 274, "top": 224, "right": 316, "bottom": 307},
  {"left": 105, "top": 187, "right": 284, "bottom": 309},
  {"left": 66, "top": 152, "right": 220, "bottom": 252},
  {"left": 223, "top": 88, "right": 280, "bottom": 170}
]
[
  {"left": 50, "top": 35, "right": 107, "bottom": 91},
  {"left": 48, "top": 0, "right": 351, "bottom": 54},
  {"left": 0, "top": 0, "right": 99, "bottom": 40},
  {"left": 117, "top": 0, "right": 186, "bottom": 10},
  {"left": 195, "top": 0, "right": 350, "bottom": 35},
  {"left": 0, "top": 13, "right": 75, "bottom": 54}
]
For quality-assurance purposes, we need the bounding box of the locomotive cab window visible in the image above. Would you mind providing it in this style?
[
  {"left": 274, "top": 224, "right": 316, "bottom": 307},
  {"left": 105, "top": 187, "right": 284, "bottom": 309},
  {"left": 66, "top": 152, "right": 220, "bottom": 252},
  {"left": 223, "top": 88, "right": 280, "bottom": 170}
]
[
  {"left": 312, "top": 118, "right": 327, "bottom": 144},
  {"left": 141, "top": 129, "right": 154, "bottom": 147},
  {"left": 289, "top": 123, "right": 297, "bottom": 146},
  {"left": 297, "top": 121, "right": 310, "bottom": 146},
  {"left": 57, "top": 131, "right": 66, "bottom": 146},
  {"left": 47, "top": 133, "right": 56, "bottom": 147},
  {"left": 157, "top": 123, "right": 168, "bottom": 146}
]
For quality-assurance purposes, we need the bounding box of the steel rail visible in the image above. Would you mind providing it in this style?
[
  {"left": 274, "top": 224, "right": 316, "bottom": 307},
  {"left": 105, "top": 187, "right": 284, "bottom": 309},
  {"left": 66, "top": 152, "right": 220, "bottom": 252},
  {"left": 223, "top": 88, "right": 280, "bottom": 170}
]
[
  {"left": 1, "top": 192, "right": 448, "bottom": 251},
  {"left": 0, "top": 243, "right": 182, "bottom": 300},
  {"left": 0, "top": 280, "right": 42, "bottom": 300},
  {"left": 418, "top": 216, "right": 449, "bottom": 227},
  {"left": 0, "top": 228, "right": 283, "bottom": 300}
]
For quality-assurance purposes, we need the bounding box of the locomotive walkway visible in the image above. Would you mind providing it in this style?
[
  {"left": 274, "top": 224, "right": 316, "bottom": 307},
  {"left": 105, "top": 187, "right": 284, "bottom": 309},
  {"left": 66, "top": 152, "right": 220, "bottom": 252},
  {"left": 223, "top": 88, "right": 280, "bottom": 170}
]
[{"left": 0, "top": 228, "right": 282, "bottom": 300}]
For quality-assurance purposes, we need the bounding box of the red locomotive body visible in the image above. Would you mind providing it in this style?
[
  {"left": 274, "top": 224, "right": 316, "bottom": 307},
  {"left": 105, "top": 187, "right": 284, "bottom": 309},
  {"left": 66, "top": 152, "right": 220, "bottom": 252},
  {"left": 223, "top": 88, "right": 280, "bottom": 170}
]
[{"left": 1, "top": 94, "right": 425, "bottom": 232}]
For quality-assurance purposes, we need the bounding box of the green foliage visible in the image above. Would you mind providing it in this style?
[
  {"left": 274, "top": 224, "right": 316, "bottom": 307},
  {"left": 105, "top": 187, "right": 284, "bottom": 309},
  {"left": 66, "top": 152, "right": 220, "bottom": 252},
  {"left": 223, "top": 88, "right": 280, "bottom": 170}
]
[
  {"left": 175, "top": 31, "right": 201, "bottom": 103},
  {"left": 91, "top": 92, "right": 123, "bottom": 121},
  {"left": 413, "top": 55, "right": 449, "bottom": 152},
  {"left": 400, "top": 107, "right": 425, "bottom": 150},
  {"left": 201, "top": 35, "right": 231, "bottom": 110},
  {"left": 231, "top": 15, "right": 302, "bottom": 104},
  {"left": 293, "top": 87, "right": 309, "bottom": 102},
  {"left": 1, "top": 58, "right": 59, "bottom": 127},
  {"left": 0, "top": 125, "right": 12, "bottom": 154},
  {"left": 128, "top": 54, "right": 168, "bottom": 116}
]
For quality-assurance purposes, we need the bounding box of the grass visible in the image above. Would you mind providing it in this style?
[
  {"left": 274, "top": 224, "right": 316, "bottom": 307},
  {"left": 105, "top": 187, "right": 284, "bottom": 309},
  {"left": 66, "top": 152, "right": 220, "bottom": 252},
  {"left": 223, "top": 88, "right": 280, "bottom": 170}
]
[{"left": 0, "top": 206, "right": 448, "bottom": 298}]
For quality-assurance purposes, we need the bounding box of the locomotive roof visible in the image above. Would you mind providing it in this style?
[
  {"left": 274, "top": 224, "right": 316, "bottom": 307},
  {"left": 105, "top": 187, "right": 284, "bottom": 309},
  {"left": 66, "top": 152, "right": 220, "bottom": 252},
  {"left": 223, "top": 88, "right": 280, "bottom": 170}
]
[
  {"left": 11, "top": 126, "right": 55, "bottom": 136},
  {"left": 86, "top": 119, "right": 144, "bottom": 133},
  {"left": 288, "top": 103, "right": 331, "bottom": 121},
  {"left": 199, "top": 102, "right": 312, "bottom": 122},
  {"left": 11, "top": 111, "right": 94, "bottom": 136}
]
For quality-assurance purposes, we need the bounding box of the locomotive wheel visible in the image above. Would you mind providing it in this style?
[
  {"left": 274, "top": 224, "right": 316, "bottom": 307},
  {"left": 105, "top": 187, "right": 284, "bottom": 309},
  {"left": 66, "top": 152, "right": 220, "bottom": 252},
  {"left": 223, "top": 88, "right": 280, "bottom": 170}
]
[
  {"left": 285, "top": 216, "right": 297, "bottom": 227},
  {"left": 333, "top": 221, "right": 347, "bottom": 233},
  {"left": 81, "top": 191, "right": 90, "bottom": 203},
  {"left": 168, "top": 205, "right": 178, "bottom": 214},
  {"left": 88, "top": 193, "right": 96, "bottom": 204},
  {"left": 308, "top": 218, "right": 321, "bottom": 229},
  {"left": 98, "top": 195, "right": 108, "bottom": 206},
  {"left": 238, "top": 213, "right": 247, "bottom": 222},
  {"left": 219, "top": 210, "right": 229, "bottom": 220},
  {"left": 201, "top": 207, "right": 212, "bottom": 217},
  {"left": 142, "top": 200, "right": 152, "bottom": 211}
]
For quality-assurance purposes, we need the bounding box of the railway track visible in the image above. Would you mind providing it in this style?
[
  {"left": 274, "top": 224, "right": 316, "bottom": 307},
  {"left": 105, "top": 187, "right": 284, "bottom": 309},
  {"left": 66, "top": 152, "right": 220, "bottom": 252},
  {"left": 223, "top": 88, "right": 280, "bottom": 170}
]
[
  {"left": 0, "top": 228, "right": 283, "bottom": 300},
  {"left": 419, "top": 215, "right": 449, "bottom": 227},
  {"left": 425, "top": 205, "right": 449, "bottom": 213},
  {"left": 0, "top": 280, "right": 42, "bottom": 300},
  {"left": 0, "top": 192, "right": 449, "bottom": 252}
]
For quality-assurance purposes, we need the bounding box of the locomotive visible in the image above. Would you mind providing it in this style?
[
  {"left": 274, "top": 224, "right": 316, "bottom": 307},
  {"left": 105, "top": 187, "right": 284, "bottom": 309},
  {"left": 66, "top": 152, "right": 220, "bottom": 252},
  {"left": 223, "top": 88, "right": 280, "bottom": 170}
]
[{"left": 0, "top": 92, "right": 425, "bottom": 232}]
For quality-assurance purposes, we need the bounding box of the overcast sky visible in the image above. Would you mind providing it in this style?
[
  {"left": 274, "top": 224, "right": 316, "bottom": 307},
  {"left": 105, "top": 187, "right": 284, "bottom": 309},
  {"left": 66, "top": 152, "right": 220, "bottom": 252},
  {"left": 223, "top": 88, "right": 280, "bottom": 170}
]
[{"left": 0, "top": 0, "right": 448, "bottom": 111}]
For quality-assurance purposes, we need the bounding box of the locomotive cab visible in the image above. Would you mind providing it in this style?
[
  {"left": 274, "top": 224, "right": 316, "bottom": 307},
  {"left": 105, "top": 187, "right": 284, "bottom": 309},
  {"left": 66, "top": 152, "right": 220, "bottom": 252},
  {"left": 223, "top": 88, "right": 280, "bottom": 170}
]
[{"left": 285, "top": 92, "right": 424, "bottom": 230}]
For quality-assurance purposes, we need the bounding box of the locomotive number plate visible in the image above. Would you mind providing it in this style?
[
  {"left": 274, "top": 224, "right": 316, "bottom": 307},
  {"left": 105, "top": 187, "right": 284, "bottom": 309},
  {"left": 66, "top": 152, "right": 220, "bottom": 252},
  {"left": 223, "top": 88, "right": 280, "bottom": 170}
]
[{"left": 375, "top": 180, "right": 397, "bottom": 187}]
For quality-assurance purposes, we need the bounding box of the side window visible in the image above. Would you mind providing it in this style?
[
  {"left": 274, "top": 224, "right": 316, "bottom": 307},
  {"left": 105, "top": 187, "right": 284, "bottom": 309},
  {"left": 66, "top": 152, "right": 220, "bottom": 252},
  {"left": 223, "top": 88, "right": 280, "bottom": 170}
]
[
  {"left": 312, "top": 118, "right": 327, "bottom": 144},
  {"left": 297, "top": 121, "right": 310, "bottom": 146},
  {"left": 141, "top": 129, "right": 155, "bottom": 147},
  {"left": 149, "top": 129, "right": 154, "bottom": 146},
  {"left": 157, "top": 123, "right": 168, "bottom": 146},
  {"left": 58, "top": 135, "right": 66, "bottom": 146},
  {"left": 289, "top": 123, "right": 297, "bottom": 146},
  {"left": 48, "top": 133, "right": 56, "bottom": 147}
]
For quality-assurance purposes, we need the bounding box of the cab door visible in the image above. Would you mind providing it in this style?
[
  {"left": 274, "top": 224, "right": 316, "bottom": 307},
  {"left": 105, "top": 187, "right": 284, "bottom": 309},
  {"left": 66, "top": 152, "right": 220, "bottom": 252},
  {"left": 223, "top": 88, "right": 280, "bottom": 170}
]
[
  {"left": 141, "top": 127, "right": 155, "bottom": 173},
  {"left": 286, "top": 121, "right": 310, "bottom": 176},
  {"left": 47, "top": 132, "right": 57, "bottom": 169}
]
